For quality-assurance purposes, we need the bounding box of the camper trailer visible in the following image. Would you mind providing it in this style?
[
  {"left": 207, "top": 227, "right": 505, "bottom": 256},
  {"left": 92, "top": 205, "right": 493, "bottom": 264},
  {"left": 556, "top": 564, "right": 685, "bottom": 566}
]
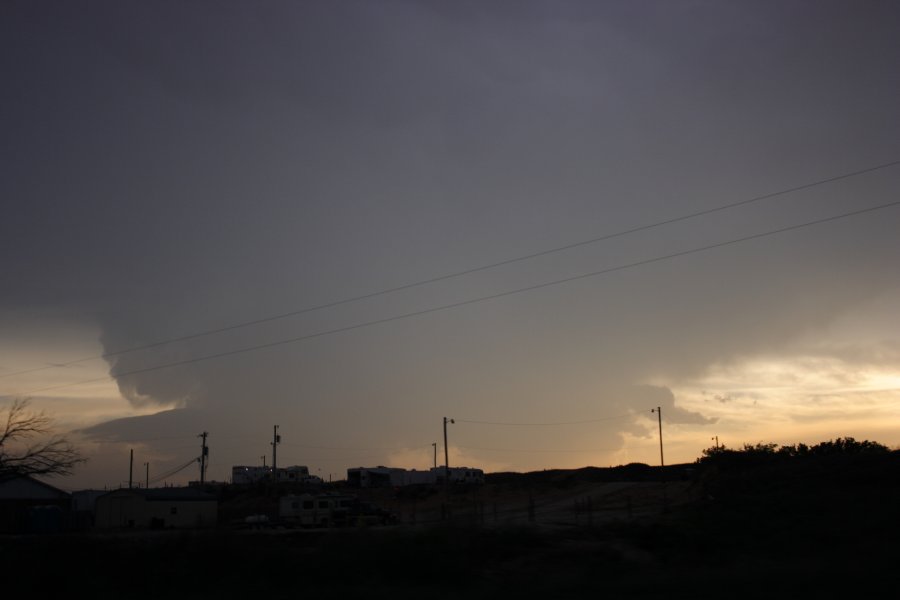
[
  {"left": 279, "top": 493, "right": 355, "bottom": 527},
  {"left": 279, "top": 493, "right": 396, "bottom": 527}
]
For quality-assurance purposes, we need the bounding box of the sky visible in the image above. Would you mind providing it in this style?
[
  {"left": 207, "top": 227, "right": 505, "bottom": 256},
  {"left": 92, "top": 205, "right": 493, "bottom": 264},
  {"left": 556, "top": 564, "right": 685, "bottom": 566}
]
[{"left": 2, "top": 0, "right": 899, "bottom": 490}]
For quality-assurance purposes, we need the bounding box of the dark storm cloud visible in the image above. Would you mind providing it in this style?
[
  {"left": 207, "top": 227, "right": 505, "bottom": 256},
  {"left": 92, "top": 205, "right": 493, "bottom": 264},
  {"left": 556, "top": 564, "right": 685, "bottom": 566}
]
[
  {"left": 77, "top": 408, "right": 203, "bottom": 443},
  {"left": 630, "top": 385, "right": 716, "bottom": 425},
  {"left": 3, "top": 1, "right": 899, "bottom": 480}
]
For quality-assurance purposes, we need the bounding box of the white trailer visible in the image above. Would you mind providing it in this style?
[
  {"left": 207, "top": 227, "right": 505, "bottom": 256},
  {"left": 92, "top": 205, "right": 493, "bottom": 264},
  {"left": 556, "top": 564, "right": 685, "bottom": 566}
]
[{"left": 279, "top": 493, "right": 355, "bottom": 527}]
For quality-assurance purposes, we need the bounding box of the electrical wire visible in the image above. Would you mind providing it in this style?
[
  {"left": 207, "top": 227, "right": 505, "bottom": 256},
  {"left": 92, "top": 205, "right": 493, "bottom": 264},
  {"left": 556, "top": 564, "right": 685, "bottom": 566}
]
[
  {"left": 456, "top": 413, "right": 633, "bottom": 426},
  {"left": 455, "top": 442, "right": 659, "bottom": 454},
  {"left": 4, "top": 199, "right": 898, "bottom": 399},
  {"left": 147, "top": 456, "right": 200, "bottom": 484},
  {"left": 280, "top": 442, "right": 433, "bottom": 452},
  {"left": 456, "top": 445, "right": 630, "bottom": 454},
  {"left": 4, "top": 158, "right": 897, "bottom": 381}
]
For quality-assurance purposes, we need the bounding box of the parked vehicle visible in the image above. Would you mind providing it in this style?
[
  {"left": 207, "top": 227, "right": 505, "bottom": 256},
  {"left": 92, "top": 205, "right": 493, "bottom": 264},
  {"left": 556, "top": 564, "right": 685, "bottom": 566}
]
[
  {"left": 278, "top": 493, "right": 395, "bottom": 527},
  {"left": 243, "top": 514, "right": 270, "bottom": 529},
  {"left": 345, "top": 500, "right": 397, "bottom": 526},
  {"left": 279, "top": 493, "right": 354, "bottom": 527}
]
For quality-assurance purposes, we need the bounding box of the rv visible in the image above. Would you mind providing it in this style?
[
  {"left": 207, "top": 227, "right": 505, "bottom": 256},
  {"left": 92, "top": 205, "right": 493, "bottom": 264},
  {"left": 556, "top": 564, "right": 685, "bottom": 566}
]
[
  {"left": 279, "top": 493, "right": 396, "bottom": 527},
  {"left": 431, "top": 466, "right": 485, "bottom": 485},
  {"left": 279, "top": 493, "right": 355, "bottom": 527}
]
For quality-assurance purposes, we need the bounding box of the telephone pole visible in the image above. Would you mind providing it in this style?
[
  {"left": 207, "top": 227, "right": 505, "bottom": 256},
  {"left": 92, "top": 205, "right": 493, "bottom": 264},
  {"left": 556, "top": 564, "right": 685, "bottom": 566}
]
[
  {"left": 651, "top": 407, "right": 664, "bottom": 468},
  {"left": 271, "top": 425, "right": 280, "bottom": 484},
  {"left": 144, "top": 462, "right": 149, "bottom": 489},
  {"left": 198, "top": 431, "right": 209, "bottom": 484},
  {"left": 443, "top": 417, "right": 454, "bottom": 482},
  {"left": 432, "top": 442, "right": 437, "bottom": 469},
  {"left": 128, "top": 448, "right": 134, "bottom": 489}
]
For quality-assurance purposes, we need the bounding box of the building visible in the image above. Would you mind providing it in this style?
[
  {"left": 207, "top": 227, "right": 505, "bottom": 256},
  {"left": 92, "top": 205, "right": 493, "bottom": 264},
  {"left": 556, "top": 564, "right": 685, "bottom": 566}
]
[
  {"left": 431, "top": 466, "right": 485, "bottom": 485},
  {"left": 276, "top": 465, "right": 310, "bottom": 483},
  {"left": 347, "top": 466, "right": 484, "bottom": 487},
  {"left": 93, "top": 487, "right": 217, "bottom": 529},
  {"left": 231, "top": 464, "right": 314, "bottom": 485},
  {"left": 347, "top": 466, "right": 411, "bottom": 488},
  {"left": 232, "top": 465, "right": 271, "bottom": 485},
  {"left": 0, "top": 474, "right": 71, "bottom": 533}
]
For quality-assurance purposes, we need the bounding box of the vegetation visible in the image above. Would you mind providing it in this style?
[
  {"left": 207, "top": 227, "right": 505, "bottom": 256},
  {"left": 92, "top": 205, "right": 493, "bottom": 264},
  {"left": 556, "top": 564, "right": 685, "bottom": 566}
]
[
  {"left": 0, "top": 398, "right": 84, "bottom": 478},
  {"left": 2, "top": 437, "right": 897, "bottom": 597},
  {"left": 699, "top": 436, "right": 890, "bottom": 464}
]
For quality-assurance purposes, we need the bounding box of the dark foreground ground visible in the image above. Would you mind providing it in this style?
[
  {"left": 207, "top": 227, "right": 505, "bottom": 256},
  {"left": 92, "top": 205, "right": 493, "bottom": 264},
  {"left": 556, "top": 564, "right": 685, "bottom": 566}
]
[{"left": 4, "top": 450, "right": 899, "bottom": 599}]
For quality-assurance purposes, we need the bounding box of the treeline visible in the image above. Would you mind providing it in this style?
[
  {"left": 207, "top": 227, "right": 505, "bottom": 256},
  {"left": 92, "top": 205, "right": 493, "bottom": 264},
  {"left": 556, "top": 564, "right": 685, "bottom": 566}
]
[
  {"left": 692, "top": 436, "right": 898, "bottom": 507},
  {"left": 698, "top": 436, "right": 890, "bottom": 467}
]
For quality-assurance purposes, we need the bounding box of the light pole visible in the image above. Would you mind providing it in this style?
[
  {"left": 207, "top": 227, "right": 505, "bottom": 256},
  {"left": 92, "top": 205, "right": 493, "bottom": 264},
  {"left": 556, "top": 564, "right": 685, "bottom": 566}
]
[
  {"left": 144, "top": 462, "right": 149, "bottom": 489},
  {"left": 432, "top": 442, "right": 437, "bottom": 469}
]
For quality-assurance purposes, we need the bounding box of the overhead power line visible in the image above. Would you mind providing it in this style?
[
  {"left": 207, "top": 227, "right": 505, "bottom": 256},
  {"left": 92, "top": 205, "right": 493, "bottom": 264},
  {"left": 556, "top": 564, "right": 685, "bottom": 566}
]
[
  {"left": 280, "top": 442, "right": 431, "bottom": 452},
  {"left": 4, "top": 199, "right": 898, "bottom": 399},
  {"left": 3, "top": 158, "right": 898, "bottom": 381},
  {"left": 456, "top": 442, "right": 659, "bottom": 454},
  {"left": 147, "top": 456, "right": 200, "bottom": 484},
  {"left": 456, "top": 413, "right": 633, "bottom": 426}
]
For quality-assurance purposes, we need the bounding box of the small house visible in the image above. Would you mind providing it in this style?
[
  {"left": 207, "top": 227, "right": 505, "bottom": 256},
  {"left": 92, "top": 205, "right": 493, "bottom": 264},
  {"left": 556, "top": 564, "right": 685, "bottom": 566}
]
[
  {"left": 0, "top": 474, "right": 71, "bottom": 533},
  {"left": 94, "top": 487, "right": 217, "bottom": 529}
]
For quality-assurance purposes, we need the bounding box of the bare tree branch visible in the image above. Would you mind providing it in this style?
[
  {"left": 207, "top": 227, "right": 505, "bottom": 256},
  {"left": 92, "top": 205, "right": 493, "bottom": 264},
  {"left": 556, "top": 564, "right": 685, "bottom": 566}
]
[{"left": 0, "top": 398, "right": 85, "bottom": 478}]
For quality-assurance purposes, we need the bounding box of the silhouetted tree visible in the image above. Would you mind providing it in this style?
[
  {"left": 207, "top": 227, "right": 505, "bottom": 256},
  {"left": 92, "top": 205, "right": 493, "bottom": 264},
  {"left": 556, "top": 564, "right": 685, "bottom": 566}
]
[
  {"left": 808, "top": 437, "right": 888, "bottom": 456},
  {"left": 699, "top": 437, "right": 890, "bottom": 468},
  {"left": 699, "top": 442, "right": 779, "bottom": 467},
  {"left": 0, "top": 398, "right": 84, "bottom": 477}
]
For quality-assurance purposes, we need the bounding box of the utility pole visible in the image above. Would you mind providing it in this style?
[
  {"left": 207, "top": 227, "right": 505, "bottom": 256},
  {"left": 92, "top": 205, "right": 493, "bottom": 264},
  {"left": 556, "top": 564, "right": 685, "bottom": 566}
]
[
  {"left": 128, "top": 448, "right": 133, "bottom": 489},
  {"left": 199, "top": 431, "right": 209, "bottom": 484},
  {"left": 432, "top": 442, "right": 437, "bottom": 469},
  {"left": 443, "top": 417, "right": 454, "bottom": 482},
  {"left": 261, "top": 455, "right": 266, "bottom": 467},
  {"left": 144, "top": 462, "right": 149, "bottom": 489},
  {"left": 271, "top": 425, "right": 280, "bottom": 484},
  {"left": 712, "top": 435, "right": 719, "bottom": 449},
  {"left": 650, "top": 407, "right": 664, "bottom": 468}
]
